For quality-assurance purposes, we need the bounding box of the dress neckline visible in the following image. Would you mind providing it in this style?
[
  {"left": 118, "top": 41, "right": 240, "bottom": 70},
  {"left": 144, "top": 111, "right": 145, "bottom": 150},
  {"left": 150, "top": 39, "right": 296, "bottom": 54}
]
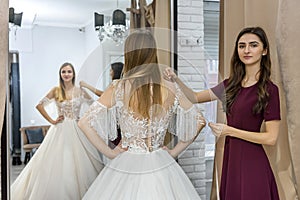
[{"left": 241, "top": 81, "right": 258, "bottom": 89}]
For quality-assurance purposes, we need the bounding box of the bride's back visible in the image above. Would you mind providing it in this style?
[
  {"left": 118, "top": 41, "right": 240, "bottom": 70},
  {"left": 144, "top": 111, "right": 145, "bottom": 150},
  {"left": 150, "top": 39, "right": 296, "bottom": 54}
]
[
  {"left": 114, "top": 77, "right": 178, "bottom": 153},
  {"left": 114, "top": 30, "right": 187, "bottom": 152}
]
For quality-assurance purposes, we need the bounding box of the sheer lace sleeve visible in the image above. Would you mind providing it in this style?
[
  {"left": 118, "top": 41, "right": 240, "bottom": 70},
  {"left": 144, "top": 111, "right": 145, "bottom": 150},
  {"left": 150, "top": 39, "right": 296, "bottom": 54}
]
[
  {"left": 168, "top": 83, "right": 204, "bottom": 142},
  {"left": 80, "top": 88, "right": 95, "bottom": 105},
  {"left": 82, "top": 101, "right": 118, "bottom": 143},
  {"left": 37, "top": 96, "right": 58, "bottom": 118},
  {"left": 38, "top": 97, "right": 52, "bottom": 107},
  {"left": 168, "top": 105, "right": 203, "bottom": 142}
]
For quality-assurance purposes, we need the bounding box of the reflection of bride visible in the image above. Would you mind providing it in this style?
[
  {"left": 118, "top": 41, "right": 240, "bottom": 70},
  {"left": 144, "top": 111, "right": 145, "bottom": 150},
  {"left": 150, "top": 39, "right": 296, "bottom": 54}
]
[
  {"left": 78, "top": 30, "right": 206, "bottom": 199},
  {"left": 11, "top": 63, "right": 103, "bottom": 200}
]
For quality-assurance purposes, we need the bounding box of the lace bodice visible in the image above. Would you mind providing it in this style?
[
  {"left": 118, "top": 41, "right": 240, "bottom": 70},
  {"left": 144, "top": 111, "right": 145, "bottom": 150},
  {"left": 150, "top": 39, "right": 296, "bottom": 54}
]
[
  {"left": 55, "top": 98, "right": 83, "bottom": 120},
  {"left": 83, "top": 81, "right": 202, "bottom": 153},
  {"left": 117, "top": 100, "right": 177, "bottom": 152},
  {"left": 39, "top": 87, "right": 94, "bottom": 120}
]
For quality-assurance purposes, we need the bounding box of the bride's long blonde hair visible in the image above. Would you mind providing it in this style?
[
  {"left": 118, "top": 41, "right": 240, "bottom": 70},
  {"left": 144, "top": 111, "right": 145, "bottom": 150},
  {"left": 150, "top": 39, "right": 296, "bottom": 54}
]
[{"left": 122, "top": 30, "right": 163, "bottom": 118}]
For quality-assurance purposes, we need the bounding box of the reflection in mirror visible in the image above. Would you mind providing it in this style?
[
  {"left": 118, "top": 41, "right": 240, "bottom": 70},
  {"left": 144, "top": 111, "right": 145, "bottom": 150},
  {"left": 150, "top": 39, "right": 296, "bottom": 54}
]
[
  {"left": 7, "top": 0, "right": 221, "bottom": 199},
  {"left": 8, "top": 0, "right": 130, "bottom": 196}
]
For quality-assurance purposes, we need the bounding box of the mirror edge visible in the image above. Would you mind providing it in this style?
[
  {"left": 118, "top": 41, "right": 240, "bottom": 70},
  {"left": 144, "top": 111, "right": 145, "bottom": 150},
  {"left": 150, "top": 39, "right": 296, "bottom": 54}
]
[{"left": 172, "top": 0, "right": 178, "bottom": 72}]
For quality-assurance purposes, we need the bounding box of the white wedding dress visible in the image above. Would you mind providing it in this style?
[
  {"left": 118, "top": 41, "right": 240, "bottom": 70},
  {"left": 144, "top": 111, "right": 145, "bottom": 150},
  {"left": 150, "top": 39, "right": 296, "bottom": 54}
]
[
  {"left": 11, "top": 87, "right": 104, "bottom": 200},
  {"left": 81, "top": 80, "right": 202, "bottom": 200}
]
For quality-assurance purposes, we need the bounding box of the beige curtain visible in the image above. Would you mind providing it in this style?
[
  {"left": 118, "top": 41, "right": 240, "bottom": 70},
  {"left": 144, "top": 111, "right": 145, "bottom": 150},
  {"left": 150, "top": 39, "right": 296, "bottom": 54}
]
[
  {"left": 276, "top": 0, "right": 300, "bottom": 197},
  {"left": 0, "top": 0, "right": 8, "bottom": 196},
  {"left": 128, "top": 0, "right": 170, "bottom": 68},
  {"left": 153, "top": 0, "right": 170, "bottom": 68},
  {"left": 211, "top": 0, "right": 299, "bottom": 199},
  {"left": 128, "top": 0, "right": 148, "bottom": 29},
  {"left": 0, "top": 0, "right": 8, "bottom": 139}
]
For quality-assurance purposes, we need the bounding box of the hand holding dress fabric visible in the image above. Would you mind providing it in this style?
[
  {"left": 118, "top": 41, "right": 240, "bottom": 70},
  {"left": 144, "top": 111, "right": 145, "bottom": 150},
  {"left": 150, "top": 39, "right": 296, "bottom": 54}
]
[{"left": 208, "top": 122, "right": 226, "bottom": 138}]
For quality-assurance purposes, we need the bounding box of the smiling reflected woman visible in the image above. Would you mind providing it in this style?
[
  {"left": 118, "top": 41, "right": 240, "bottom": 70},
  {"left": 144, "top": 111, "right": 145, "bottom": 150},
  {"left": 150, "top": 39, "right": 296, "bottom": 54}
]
[{"left": 11, "top": 62, "right": 103, "bottom": 200}]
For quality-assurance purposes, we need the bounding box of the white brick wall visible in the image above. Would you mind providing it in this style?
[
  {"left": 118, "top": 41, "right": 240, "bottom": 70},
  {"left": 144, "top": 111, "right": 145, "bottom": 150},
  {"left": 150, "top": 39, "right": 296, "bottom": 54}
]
[{"left": 177, "top": 0, "right": 207, "bottom": 199}]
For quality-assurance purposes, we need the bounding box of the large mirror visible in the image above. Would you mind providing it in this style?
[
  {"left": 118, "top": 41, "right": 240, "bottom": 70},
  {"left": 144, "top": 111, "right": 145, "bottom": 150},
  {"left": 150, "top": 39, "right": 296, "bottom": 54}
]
[
  {"left": 5, "top": 0, "right": 220, "bottom": 199},
  {"left": 7, "top": 0, "right": 130, "bottom": 197}
]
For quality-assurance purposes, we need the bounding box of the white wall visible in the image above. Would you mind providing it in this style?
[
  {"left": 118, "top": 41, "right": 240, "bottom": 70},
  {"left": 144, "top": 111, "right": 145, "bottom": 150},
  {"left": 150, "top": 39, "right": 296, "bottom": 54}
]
[
  {"left": 9, "top": 22, "right": 123, "bottom": 127},
  {"left": 79, "top": 22, "right": 124, "bottom": 95}
]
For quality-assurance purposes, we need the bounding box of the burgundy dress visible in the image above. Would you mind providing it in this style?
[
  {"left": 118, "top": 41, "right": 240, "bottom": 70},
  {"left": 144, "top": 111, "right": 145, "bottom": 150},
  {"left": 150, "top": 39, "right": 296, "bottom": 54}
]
[{"left": 211, "top": 79, "right": 281, "bottom": 200}]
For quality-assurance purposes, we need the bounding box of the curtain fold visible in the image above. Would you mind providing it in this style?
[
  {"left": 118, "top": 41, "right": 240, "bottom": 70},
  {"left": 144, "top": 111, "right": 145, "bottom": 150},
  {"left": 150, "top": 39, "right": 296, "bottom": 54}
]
[
  {"left": 0, "top": 0, "right": 8, "bottom": 138},
  {"left": 128, "top": 0, "right": 170, "bottom": 68},
  {"left": 276, "top": 0, "right": 300, "bottom": 197},
  {"left": 0, "top": 0, "right": 8, "bottom": 197},
  {"left": 211, "top": 0, "right": 298, "bottom": 199},
  {"left": 128, "top": 0, "right": 148, "bottom": 29},
  {"left": 153, "top": 0, "right": 170, "bottom": 68}
]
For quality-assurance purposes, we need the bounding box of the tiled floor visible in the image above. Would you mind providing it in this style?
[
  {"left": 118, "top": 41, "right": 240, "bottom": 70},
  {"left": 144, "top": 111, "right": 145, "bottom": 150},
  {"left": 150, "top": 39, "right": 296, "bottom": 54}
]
[
  {"left": 0, "top": 154, "right": 25, "bottom": 199},
  {"left": 10, "top": 161, "right": 25, "bottom": 184}
]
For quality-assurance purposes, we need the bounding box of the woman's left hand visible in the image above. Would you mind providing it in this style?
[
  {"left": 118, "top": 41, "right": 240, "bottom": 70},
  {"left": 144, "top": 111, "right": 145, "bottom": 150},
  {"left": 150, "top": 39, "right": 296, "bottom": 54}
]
[
  {"left": 208, "top": 122, "right": 229, "bottom": 137},
  {"left": 163, "top": 67, "right": 177, "bottom": 82},
  {"left": 110, "top": 146, "right": 125, "bottom": 159},
  {"left": 110, "top": 143, "right": 127, "bottom": 159}
]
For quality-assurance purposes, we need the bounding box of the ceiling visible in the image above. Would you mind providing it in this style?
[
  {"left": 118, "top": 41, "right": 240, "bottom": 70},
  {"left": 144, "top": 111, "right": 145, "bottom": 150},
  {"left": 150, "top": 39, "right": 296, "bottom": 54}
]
[{"left": 9, "top": 0, "right": 132, "bottom": 28}]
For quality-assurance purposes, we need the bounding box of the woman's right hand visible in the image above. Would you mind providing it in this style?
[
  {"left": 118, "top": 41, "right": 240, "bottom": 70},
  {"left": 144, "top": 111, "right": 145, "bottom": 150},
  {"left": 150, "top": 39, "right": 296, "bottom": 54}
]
[
  {"left": 197, "top": 115, "right": 207, "bottom": 133},
  {"left": 163, "top": 67, "right": 177, "bottom": 82},
  {"left": 51, "top": 115, "right": 64, "bottom": 125},
  {"left": 79, "top": 81, "right": 87, "bottom": 88}
]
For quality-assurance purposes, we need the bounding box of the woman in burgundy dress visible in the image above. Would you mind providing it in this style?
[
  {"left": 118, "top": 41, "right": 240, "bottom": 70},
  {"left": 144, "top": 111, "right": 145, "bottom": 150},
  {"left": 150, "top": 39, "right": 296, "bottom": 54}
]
[{"left": 164, "top": 26, "right": 281, "bottom": 200}]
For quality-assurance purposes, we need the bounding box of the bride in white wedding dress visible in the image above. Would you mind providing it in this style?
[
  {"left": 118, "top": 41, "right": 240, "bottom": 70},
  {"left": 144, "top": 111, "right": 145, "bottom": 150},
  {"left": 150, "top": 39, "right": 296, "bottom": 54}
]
[
  {"left": 11, "top": 62, "right": 103, "bottom": 200},
  {"left": 78, "top": 30, "right": 206, "bottom": 200}
]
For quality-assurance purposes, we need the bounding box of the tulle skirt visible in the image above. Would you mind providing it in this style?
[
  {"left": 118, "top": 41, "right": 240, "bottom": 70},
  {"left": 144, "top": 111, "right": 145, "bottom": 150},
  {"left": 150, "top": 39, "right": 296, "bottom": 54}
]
[
  {"left": 11, "top": 119, "right": 104, "bottom": 200},
  {"left": 83, "top": 148, "right": 201, "bottom": 200}
]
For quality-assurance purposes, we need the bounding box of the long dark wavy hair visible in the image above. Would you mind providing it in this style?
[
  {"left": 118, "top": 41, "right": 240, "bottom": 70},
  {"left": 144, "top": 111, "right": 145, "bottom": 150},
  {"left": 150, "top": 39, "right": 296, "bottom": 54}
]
[
  {"left": 224, "top": 27, "right": 271, "bottom": 115},
  {"left": 111, "top": 62, "right": 124, "bottom": 80}
]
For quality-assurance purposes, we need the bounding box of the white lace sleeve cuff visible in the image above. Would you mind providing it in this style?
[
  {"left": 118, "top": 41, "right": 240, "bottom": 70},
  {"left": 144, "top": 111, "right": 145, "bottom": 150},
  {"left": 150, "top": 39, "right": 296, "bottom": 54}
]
[
  {"left": 38, "top": 97, "right": 51, "bottom": 107},
  {"left": 168, "top": 105, "right": 203, "bottom": 142},
  {"left": 80, "top": 88, "right": 95, "bottom": 105},
  {"left": 83, "top": 101, "right": 118, "bottom": 142}
]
